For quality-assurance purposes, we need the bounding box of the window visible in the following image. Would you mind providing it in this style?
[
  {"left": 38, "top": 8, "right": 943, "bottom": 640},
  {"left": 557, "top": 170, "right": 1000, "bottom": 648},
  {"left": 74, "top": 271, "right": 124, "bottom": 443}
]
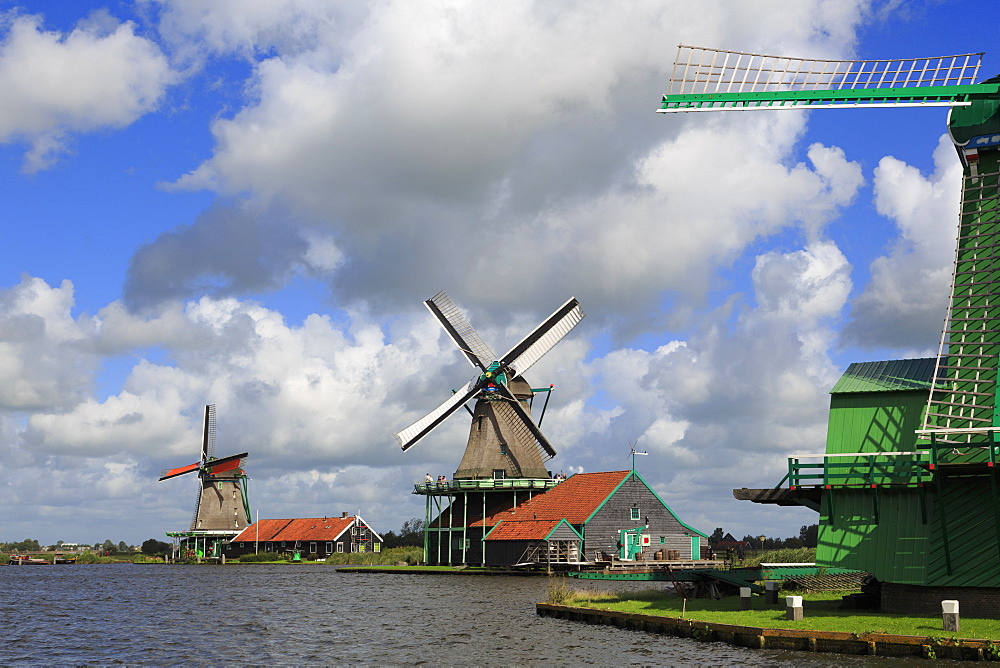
[
  {"left": 310, "top": 542, "right": 317, "bottom": 554},
  {"left": 659, "top": 536, "right": 666, "bottom": 545},
  {"left": 326, "top": 542, "right": 333, "bottom": 553},
  {"left": 493, "top": 469, "right": 505, "bottom": 480},
  {"left": 281, "top": 542, "right": 286, "bottom": 548},
  {"left": 337, "top": 542, "right": 344, "bottom": 553},
  {"left": 374, "top": 543, "right": 381, "bottom": 553},
  {"left": 630, "top": 508, "right": 641, "bottom": 521}
]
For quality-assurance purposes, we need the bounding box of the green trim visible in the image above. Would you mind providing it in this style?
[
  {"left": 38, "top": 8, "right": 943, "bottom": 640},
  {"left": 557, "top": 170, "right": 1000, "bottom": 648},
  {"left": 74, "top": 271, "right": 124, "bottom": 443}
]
[
  {"left": 482, "top": 518, "right": 583, "bottom": 542},
  {"left": 546, "top": 518, "right": 584, "bottom": 541},
  {"left": 659, "top": 83, "right": 1000, "bottom": 112}
]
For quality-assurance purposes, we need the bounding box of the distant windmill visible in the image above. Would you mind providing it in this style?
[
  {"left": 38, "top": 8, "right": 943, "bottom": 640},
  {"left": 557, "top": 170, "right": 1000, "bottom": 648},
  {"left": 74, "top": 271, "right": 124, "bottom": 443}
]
[
  {"left": 160, "top": 405, "right": 251, "bottom": 532},
  {"left": 396, "top": 291, "right": 585, "bottom": 479}
]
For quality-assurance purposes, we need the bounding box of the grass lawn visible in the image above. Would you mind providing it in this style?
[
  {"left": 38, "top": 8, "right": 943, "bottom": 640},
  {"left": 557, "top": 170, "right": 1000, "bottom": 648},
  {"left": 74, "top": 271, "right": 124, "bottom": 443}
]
[{"left": 559, "top": 588, "right": 1000, "bottom": 640}]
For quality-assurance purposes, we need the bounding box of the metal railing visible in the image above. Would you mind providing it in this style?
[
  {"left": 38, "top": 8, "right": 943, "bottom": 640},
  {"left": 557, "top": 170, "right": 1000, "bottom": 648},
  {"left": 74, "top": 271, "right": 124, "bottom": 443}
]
[{"left": 413, "top": 477, "right": 561, "bottom": 494}]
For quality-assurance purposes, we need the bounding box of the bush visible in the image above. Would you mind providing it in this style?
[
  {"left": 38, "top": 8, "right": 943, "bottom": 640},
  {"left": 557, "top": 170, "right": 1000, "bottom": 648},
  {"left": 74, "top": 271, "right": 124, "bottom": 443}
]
[
  {"left": 318, "top": 546, "right": 421, "bottom": 565},
  {"left": 238, "top": 552, "right": 284, "bottom": 563},
  {"left": 740, "top": 547, "right": 816, "bottom": 568},
  {"left": 546, "top": 576, "right": 573, "bottom": 605},
  {"left": 75, "top": 551, "right": 116, "bottom": 564}
]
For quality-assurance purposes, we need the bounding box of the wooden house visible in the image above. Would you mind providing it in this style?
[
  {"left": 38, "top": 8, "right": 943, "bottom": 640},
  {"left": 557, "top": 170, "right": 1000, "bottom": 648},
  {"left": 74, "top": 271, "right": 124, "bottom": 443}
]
[
  {"left": 225, "top": 513, "right": 383, "bottom": 559},
  {"left": 476, "top": 470, "right": 708, "bottom": 567}
]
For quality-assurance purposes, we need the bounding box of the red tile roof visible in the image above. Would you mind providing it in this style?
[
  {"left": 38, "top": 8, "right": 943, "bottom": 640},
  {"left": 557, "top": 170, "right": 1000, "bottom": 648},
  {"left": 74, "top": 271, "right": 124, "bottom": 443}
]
[
  {"left": 232, "top": 516, "right": 358, "bottom": 543},
  {"left": 486, "top": 519, "right": 563, "bottom": 541},
  {"left": 472, "top": 470, "right": 631, "bottom": 528}
]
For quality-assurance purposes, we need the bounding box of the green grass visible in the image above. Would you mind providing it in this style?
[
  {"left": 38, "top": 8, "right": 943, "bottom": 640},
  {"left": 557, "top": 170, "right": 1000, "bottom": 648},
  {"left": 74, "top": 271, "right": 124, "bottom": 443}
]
[{"left": 557, "top": 587, "right": 1000, "bottom": 640}]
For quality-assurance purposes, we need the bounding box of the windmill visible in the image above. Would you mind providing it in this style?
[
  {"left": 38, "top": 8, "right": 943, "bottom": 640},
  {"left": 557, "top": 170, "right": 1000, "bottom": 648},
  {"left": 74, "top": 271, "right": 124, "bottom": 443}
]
[
  {"left": 160, "top": 405, "right": 251, "bottom": 558},
  {"left": 397, "top": 290, "right": 585, "bottom": 480},
  {"left": 398, "top": 292, "right": 585, "bottom": 566},
  {"left": 660, "top": 45, "right": 1000, "bottom": 610}
]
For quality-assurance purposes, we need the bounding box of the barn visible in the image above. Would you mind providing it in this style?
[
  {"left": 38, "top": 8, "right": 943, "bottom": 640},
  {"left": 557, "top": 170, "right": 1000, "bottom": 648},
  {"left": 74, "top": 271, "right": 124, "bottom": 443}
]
[
  {"left": 477, "top": 470, "right": 708, "bottom": 567},
  {"left": 225, "top": 513, "right": 383, "bottom": 559}
]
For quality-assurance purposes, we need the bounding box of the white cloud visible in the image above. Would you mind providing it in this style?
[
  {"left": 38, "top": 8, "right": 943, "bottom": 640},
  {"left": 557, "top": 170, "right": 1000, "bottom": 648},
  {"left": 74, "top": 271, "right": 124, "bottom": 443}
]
[
  {"left": 0, "top": 12, "right": 176, "bottom": 171},
  {"left": 2, "top": 0, "right": 894, "bottom": 545},
  {"left": 845, "top": 134, "right": 960, "bottom": 349}
]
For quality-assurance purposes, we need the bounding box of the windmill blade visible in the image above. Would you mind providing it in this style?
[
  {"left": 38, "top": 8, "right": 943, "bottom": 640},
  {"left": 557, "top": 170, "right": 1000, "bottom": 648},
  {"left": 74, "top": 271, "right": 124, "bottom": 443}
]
[
  {"left": 499, "top": 297, "right": 585, "bottom": 379},
  {"left": 494, "top": 383, "right": 556, "bottom": 459},
  {"left": 159, "top": 462, "right": 200, "bottom": 481},
  {"left": 425, "top": 291, "right": 496, "bottom": 371},
  {"left": 205, "top": 452, "right": 249, "bottom": 476},
  {"left": 396, "top": 379, "right": 481, "bottom": 451},
  {"left": 202, "top": 404, "right": 217, "bottom": 462}
]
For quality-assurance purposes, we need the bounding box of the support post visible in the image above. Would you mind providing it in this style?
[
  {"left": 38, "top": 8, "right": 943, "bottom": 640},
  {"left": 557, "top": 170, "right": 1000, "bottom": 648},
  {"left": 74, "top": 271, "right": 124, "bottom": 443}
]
[
  {"left": 740, "top": 587, "right": 752, "bottom": 611},
  {"left": 764, "top": 581, "right": 779, "bottom": 605}
]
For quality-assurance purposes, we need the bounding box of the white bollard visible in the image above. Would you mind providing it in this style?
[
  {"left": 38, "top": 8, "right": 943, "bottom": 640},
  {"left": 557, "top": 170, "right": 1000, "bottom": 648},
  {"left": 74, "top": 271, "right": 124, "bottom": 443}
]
[
  {"left": 942, "top": 599, "right": 960, "bottom": 632},
  {"left": 786, "top": 595, "right": 803, "bottom": 621}
]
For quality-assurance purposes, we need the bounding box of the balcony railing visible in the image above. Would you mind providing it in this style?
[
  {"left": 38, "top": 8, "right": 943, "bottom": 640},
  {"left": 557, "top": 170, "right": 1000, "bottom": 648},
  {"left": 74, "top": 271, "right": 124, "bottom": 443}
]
[
  {"left": 781, "top": 431, "right": 1000, "bottom": 490},
  {"left": 413, "top": 478, "right": 561, "bottom": 494},
  {"left": 785, "top": 451, "right": 933, "bottom": 489}
]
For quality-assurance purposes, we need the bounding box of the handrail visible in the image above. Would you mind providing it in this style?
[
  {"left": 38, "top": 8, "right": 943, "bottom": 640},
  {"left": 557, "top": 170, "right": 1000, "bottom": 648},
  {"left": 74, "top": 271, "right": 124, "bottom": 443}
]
[{"left": 413, "top": 478, "right": 562, "bottom": 494}]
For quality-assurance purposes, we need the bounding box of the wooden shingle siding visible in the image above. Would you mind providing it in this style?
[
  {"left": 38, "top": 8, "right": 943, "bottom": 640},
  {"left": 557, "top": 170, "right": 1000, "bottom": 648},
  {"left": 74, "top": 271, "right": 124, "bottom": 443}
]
[{"left": 583, "top": 476, "right": 703, "bottom": 560}]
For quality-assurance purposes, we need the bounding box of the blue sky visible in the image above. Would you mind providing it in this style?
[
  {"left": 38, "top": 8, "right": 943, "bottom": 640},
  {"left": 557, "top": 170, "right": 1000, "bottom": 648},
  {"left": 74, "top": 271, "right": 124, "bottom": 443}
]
[{"left": 1, "top": 0, "right": 998, "bottom": 546}]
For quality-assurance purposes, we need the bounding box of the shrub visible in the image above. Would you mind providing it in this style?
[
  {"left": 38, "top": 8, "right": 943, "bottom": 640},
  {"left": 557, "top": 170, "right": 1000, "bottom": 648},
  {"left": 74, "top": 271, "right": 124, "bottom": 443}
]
[
  {"left": 546, "top": 576, "right": 573, "bottom": 605},
  {"left": 238, "top": 552, "right": 284, "bottom": 563}
]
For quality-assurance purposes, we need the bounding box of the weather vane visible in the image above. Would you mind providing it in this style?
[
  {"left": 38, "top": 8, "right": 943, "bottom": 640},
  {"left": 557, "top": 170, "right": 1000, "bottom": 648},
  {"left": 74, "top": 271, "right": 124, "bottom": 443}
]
[{"left": 628, "top": 442, "right": 647, "bottom": 471}]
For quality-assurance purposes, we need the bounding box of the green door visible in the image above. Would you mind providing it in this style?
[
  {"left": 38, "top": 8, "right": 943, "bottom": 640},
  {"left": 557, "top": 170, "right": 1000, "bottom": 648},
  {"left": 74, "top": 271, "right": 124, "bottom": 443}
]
[{"left": 691, "top": 536, "right": 701, "bottom": 560}]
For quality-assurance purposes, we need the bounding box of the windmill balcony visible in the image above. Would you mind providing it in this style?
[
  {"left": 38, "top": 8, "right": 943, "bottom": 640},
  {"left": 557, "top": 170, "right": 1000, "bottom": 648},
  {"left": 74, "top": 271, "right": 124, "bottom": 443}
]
[
  {"left": 782, "top": 452, "right": 933, "bottom": 491},
  {"left": 413, "top": 478, "right": 561, "bottom": 495},
  {"left": 779, "top": 437, "right": 1000, "bottom": 493}
]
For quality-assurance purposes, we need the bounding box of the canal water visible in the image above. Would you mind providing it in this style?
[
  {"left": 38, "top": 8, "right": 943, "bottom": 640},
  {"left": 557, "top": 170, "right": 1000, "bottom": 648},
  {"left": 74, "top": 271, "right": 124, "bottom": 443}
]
[{"left": 2, "top": 564, "right": 923, "bottom": 665}]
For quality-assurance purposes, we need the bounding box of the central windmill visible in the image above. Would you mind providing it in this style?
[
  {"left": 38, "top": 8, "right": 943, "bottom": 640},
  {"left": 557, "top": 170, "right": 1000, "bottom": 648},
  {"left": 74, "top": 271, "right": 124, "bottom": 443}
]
[
  {"left": 658, "top": 45, "right": 1000, "bottom": 611},
  {"left": 160, "top": 405, "right": 251, "bottom": 559},
  {"left": 397, "top": 290, "right": 585, "bottom": 479},
  {"left": 397, "top": 291, "right": 585, "bottom": 565}
]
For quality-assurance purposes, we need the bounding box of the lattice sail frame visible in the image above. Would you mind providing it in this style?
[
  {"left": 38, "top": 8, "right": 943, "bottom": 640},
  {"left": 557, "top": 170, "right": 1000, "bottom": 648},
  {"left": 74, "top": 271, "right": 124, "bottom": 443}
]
[
  {"left": 920, "top": 155, "right": 1000, "bottom": 445},
  {"left": 660, "top": 45, "right": 984, "bottom": 112}
]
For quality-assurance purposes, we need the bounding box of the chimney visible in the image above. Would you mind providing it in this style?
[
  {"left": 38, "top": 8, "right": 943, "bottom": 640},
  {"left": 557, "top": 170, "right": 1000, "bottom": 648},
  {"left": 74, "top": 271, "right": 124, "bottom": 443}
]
[{"left": 342, "top": 512, "right": 348, "bottom": 518}]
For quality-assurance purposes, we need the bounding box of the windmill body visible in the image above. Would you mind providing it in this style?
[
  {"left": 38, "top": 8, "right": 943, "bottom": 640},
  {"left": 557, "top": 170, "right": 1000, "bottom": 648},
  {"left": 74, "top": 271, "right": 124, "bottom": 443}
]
[
  {"left": 159, "top": 405, "right": 251, "bottom": 559},
  {"left": 661, "top": 46, "right": 1000, "bottom": 613},
  {"left": 397, "top": 291, "right": 585, "bottom": 564}
]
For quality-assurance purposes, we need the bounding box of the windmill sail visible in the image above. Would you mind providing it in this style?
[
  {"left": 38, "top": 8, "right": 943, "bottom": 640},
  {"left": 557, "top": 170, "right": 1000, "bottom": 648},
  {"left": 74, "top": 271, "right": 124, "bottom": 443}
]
[
  {"left": 396, "top": 379, "right": 480, "bottom": 451},
  {"left": 660, "top": 45, "right": 986, "bottom": 112},
  {"left": 426, "top": 291, "right": 496, "bottom": 370},
  {"left": 501, "top": 297, "right": 585, "bottom": 379}
]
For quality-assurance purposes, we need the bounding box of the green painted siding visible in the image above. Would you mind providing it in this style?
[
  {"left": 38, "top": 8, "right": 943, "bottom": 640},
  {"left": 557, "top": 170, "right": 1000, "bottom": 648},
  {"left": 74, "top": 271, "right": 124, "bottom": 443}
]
[
  {"left": 826, "top": 390, "right": 927, "bottom": 455},
  {"left": 818, "top": 479, "right": 1000, "bottom": 587},
  {"left": 926, "top": 477, "right": 1000, "bottom": 587},
  {"left": 817, "top": 490, "right": 928, "bottom": 585}
]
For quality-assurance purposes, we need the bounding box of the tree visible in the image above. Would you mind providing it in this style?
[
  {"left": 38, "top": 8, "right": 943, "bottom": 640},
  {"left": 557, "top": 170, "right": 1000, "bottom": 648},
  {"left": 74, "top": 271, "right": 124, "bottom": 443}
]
[
  {"left": 709, "top": 527, "right": 724, "bottom": 547},
  {"left": 383, "top": 518, "right": 425, "bottom": 548},
  {"left": 141, "top": 538, "right": 172, "bottom": 555},
  {"left": 799, "top": 524, "right": 818, "bottom": 548},
  {"left": 117, "top": 541, "right": 129, "bottom": 553}
]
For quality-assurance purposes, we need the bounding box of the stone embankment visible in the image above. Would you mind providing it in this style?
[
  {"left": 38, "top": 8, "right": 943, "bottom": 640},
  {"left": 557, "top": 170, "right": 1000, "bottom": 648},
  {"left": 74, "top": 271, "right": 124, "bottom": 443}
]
[{"left": 536, "top": 603, "right": 1000, "bottom": 661}]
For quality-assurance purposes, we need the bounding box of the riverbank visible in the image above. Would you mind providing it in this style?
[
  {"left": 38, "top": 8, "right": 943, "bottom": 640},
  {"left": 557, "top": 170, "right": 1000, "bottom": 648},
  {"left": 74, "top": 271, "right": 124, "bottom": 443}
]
[
  {"left": 336, "top": 565, "right": 546, "bottom": 575},
  {"left": 537, "top": 602, "right": 1000, "bottom": 661}
]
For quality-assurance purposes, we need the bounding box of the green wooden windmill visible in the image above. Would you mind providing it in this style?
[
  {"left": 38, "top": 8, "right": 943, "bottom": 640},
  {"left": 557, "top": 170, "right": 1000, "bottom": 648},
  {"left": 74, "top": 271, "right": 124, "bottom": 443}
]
[{"left": 660, "top": 45, "right": 1000, "bottom": 613}]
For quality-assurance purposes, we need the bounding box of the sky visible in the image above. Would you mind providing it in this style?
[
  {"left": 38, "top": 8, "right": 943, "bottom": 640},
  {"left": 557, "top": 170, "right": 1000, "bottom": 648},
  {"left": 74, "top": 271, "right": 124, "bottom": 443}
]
[{"left": 1, "top": 0, "right": 998, "bottom": 547}]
